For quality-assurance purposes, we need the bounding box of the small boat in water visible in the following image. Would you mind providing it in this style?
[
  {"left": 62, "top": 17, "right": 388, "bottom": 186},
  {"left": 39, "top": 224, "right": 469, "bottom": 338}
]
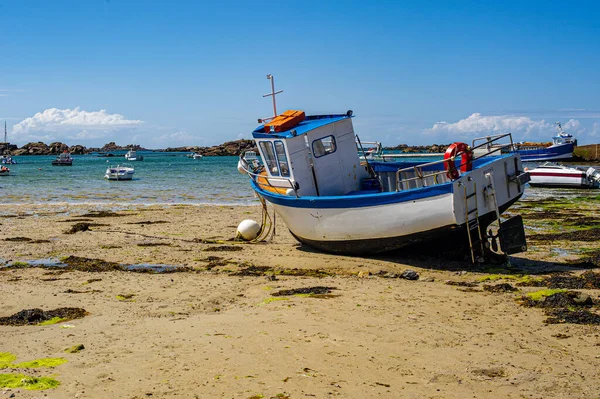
[
  {"left": 509, "top": 122, "right": 576, "bottom": 162},
  {"left": 1, "top": 155, "right": 16, "bottom": 164},
  {"left": 52, "top": 151, "right": 73, "bottom": 166},
  {"left": 238, "top": 76, "right": 530, "bottom": 262},
  {"left": 0, "top": 165, "right": 9, "bottom": 176},
  {"left": 124, "top": 150, "right": 144, "bottom": 161},
  {"left": 527, "top": 162, "right": 600, "bottom": 188},
  {"left": 104, "top": 164, "right": 135, "bottom": 181}
]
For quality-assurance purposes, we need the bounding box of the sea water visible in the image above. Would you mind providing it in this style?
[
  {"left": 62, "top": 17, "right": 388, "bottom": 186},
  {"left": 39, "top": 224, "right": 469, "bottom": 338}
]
[
  {"left": 0, "top": 152, "right": 596, "bottom": 205},
  {"left": 0, "top": 152, "right": 257, "bottom": 205}
]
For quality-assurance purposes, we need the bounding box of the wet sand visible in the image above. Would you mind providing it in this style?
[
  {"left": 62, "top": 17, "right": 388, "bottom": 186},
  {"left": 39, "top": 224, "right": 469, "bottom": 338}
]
[{"left": 1, "top": 203, "right": 599, "bottom": 398}]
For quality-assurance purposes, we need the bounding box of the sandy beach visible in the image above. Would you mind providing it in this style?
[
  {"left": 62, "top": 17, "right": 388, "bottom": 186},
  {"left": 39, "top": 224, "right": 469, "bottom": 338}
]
[{"left": 1, "top": 201, "right": 599, "bottom": 399}]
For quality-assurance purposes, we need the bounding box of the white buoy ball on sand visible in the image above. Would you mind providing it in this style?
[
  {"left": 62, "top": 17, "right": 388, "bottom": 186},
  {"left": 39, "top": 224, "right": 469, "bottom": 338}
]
[{"left": 237, "top": 219, "right": 261, "bottom": 241}]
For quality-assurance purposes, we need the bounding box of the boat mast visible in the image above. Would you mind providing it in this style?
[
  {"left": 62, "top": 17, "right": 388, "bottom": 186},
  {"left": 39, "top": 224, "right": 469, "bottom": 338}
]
[
  {"left": 3, "top": 121, "right": 6, "bottom": 155},
  {"left": 555, "top": 121, "right": 564, "bottom": 134},
  {"left": 260, "top": 74, "right": 283, "bottom": 122}
]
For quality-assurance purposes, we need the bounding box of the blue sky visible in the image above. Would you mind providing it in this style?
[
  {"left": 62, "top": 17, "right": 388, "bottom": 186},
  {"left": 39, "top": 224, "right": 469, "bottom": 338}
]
[{"left": 1, "top": 0, "right": 599, "bottom": 148}]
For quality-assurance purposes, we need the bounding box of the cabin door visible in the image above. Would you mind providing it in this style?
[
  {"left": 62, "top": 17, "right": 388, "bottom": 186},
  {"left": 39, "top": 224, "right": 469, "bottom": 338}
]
[{"left": 309, "top": 128, "right": 362, "bottom": 196}]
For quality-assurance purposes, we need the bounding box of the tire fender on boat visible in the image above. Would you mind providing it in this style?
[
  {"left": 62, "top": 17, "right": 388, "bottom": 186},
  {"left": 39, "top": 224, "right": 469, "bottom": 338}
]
[{"left": 444, "top": 142, "right": 473, "bottom": 180}]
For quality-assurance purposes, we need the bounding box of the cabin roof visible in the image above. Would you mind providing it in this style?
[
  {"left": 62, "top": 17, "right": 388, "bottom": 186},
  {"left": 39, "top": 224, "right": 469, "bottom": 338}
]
[{"left": 252, "top": 113, "right": 352, "bottom": 139}]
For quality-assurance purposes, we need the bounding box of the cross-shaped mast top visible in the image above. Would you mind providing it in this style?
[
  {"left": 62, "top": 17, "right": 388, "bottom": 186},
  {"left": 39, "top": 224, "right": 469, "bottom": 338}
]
[{"left": 260, "top": 74, "right": 283, "bottom": 122}]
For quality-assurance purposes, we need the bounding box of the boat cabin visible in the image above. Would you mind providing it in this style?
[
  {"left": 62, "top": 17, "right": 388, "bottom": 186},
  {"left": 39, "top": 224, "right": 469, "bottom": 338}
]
[{"left": 251, "top": 110, "right": 371, "bottom": 197}]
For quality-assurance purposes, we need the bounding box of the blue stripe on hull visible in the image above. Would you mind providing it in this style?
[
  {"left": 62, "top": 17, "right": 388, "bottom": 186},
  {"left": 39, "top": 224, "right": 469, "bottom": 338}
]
[{"left": 251, "top": 179, "right": 453, "bottom": 209}]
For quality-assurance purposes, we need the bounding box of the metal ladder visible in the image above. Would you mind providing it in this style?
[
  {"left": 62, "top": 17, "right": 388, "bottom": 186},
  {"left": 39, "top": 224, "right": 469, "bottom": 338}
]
[{"left": 460, "top": 177, "right": 485, "bottom": 263}]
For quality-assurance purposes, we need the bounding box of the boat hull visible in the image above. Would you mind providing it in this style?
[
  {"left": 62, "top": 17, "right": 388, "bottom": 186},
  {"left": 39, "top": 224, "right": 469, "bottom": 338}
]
[
  {"left": 288, "top": 197, "right": 519, "bottom": 255},
  {"left": 518, "top": 142, "right": 574, "bottom": 162},
  {"left": 529, "top": 169, "right": 599, "bottom": 188},
  {"left": 252, "top": 154, "right": 527, "bottom": 255},
  {"left": 105, "top": 174, "right": 134, "bottom": 181}
]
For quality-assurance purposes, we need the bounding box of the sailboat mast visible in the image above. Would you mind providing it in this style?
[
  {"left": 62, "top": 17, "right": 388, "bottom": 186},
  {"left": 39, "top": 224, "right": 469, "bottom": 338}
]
[{"left": 3, "top": 121, "right": 6, "bottom": 155}]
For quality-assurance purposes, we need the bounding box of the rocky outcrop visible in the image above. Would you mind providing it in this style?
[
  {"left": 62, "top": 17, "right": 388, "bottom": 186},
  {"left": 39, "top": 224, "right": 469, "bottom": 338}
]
[
  {"left": 163, "top": 139, "right": 257, "bottom": 156},
  {"left": 13, "top": 142, "right": 51, "bottom": 155},
  {"left": 69, "top": 145, "right": 87, "bottom": 155},
  {"left": 0, "top": 142, "right": 18, "bottom": 154}
]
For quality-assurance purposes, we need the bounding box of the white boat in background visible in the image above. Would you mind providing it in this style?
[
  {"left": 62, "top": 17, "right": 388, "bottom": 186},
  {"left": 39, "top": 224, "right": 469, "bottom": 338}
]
[
  {"left": 193, "top": 153, "right": 203, "bottom": 159},
  {"left": 527, "top": 162, "right": 600, "bottom": 188},
  {"left": 105, "top": 164, "right": 135, "bottom": 181},
  {"left": 238, "top": 76, "right": 530, "bottom": 262},
  {"left": 125, "top": 150, "right": 144, "bottom": 161}
]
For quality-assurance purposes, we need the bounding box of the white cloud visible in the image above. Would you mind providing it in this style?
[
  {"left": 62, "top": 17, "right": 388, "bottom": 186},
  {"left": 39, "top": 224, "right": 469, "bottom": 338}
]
[
  {"left": 430, "top": 113, "right": 552, "bottom": 135},
  {"left": 590, "top": 122, "right": 600, "bottom": 137},
  {"left": 425, "top": 113, "right": 591, "bottom": 143},
  {"left": 148, "top": 130, "right": 208, "bottom": 148},
  {"left": 14, "top": 107, "right": 142, "bottom": 133},
  {"left": 12, "top": 107, "right": 143, "bottom": 144}
]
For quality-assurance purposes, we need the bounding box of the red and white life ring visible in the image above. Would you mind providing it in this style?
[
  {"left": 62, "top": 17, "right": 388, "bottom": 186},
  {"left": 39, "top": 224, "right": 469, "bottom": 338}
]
[{"left": 444, "top": 142, "right": 473, "bottom": 180}]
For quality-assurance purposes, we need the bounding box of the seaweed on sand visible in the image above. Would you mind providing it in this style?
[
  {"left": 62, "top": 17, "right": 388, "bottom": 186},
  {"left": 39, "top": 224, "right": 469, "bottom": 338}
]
[
  {"left": 517, "top": 271, "right": 600, "bottom": 289},
  {"left": 272, "top": 286, "right": 337, "bottom": 296},
  {"left": 230, "top": 265, "right": 274, "bottom": 276},
  {"left": 544, "top": 308, "right": 600, "bottom": 325},
  {"left": 528, "top": 227, "right": 600, "bottom": 242},
  {"left": 520, "top": 290, "right": 595, "bottom": 308},
  {"left": 203, "top": 245, "right": 243, "bottom": 252},
  {"left": 4, "top": 237, "right": 33, "bottom": 242},
  {"left": 64, "top": 222, "right": 109, "bottom": 234},
  {"left": 79, "top": 211, "right": 128, "bottom": 218},
  {"left": 126, "top": 220, "right": 169, "bottom": 225},
  {"left": 445, "top": 281, "right": 478, "bottom": 287},
  {"left": 61, "top": 256, "right": 124, "bottom": 272},
  {"left": 483, "top": 283, "right": 518, "bottom": 293},
  {"left": 0, "top": 308, "right": 87, "bottom": 326}
]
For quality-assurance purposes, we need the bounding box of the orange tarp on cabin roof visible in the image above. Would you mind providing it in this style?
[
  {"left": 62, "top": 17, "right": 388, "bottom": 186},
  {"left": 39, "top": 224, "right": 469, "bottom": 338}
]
[{"left": 263, "top": 110, "right": 305, "bottom": 133}]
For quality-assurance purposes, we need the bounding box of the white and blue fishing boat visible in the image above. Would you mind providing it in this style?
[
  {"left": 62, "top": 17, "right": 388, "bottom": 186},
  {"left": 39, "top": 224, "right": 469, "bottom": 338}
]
[
  {"left": 239, "top": 76, "right": 530, "bottom": 262},
  {"left": 511, "top": 122, "right": 576, "bottom": 162}
]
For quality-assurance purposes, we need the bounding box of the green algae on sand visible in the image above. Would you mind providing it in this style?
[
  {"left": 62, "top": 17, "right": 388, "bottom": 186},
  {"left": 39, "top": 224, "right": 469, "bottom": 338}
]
[
  {"left": 0, "top": 374, "right": 60, "bottom": 390},
  {"left": 0, "top": 353, "right": 17, "bottom": 368},
  {"left": 526, "top": 289, "right": 567, "bottom": 301},
  {"left": 38, "top": 317, "right": 66, "bottom": 326},
  {"left": 12, "top": 357, "right": 68, "bottom": 368}
]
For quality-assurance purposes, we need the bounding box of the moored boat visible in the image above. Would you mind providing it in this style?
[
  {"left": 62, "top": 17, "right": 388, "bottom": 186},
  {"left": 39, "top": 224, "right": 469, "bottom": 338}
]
[
  {"left": 510, "top": 122, "right": 576, "bottom": 162},
  {"left": 104, "top": 164, "right": 135, "bottom": 181},
  {"left": 52, "top": 151, "right": 73, "bottom": 166},
  {"left": 527, "top": 162, "right": 600, "bottom": 188},
  {"left": 1, "top": 155, "right": 16, "bottom": 164},
  {"left": 125, "top": 150, "right": 144, "bottom": 161},
  {"left": 239, "top": 76, "right": 530, "bottom": 262}
]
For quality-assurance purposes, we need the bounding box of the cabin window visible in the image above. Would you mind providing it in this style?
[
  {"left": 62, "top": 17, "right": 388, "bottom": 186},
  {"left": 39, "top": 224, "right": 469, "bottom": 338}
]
[
  {"left": 274, "top": 141, "right": 290, "bottom": 177},
  {"left": 259, "top": 141, "right": 280, "bottom": 176},
  {"left": 312, "top": 135, "right": 336, "bottom": 158}
]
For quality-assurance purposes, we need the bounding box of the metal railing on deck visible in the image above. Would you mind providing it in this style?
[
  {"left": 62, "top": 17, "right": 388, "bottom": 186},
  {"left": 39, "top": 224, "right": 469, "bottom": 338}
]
[{"left": 395, "top": 133, "right": 515, "bottom": 191}]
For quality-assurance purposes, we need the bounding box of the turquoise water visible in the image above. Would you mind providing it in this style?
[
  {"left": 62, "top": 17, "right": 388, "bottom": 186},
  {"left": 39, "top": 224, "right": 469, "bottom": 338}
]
[{"left": 0, "top": 152, "right": 257, "bottom": 205}]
